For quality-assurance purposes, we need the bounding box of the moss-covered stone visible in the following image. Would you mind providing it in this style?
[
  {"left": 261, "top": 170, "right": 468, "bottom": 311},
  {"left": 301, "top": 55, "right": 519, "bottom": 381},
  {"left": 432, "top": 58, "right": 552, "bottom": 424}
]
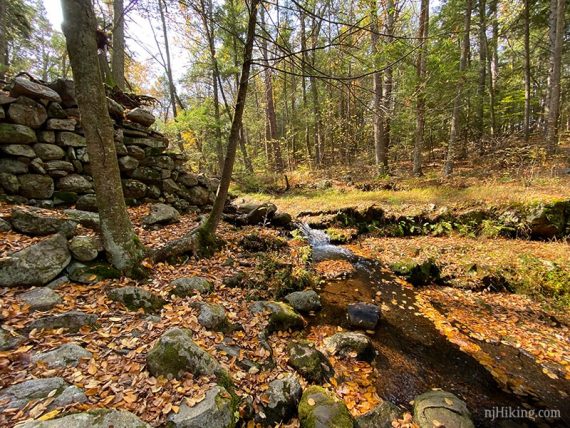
[
  {"left": 288, "top": 341, "right": 334, "bottom": 384},
  {"left": 298, "top": 386, "right": 354, "bottom": 428},
  {"left": 390, "top": 258, "right": 441, "bottom": 286},
  {"left": 413, "top": 390, "right": 474, "bottom": 428},
  {"left": 108, "top": 286, "right": 166, "bottom": 313},
  {"left": 250, "top": 301, "right": 306, "bottom": 333},
  {"left": 170, "top": 276, "right": 213, "bottom": 296}
]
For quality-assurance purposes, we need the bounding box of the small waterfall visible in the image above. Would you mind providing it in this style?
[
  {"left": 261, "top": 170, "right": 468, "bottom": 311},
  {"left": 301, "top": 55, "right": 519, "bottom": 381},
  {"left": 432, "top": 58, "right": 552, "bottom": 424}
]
[{"left": 296, "top": 223, "right": 354, "bottom": 261}]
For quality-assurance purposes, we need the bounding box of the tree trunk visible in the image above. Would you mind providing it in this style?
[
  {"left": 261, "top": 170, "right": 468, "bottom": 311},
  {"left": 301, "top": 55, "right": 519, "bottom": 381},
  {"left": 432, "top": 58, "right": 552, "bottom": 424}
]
[
  {"left": 381, "top": 0, "right": 396, "bottom": 172},
  {"left": 444, "top": 0, "right": 472, "bottom": 176},
  {"left": 523, "top": 0, "right": 531, "bottom": 142},
  {"left": 545, "top": 0, "right": 565, "bottom": 153},
  {"left": 413, "top": 0, "right": 429, "bottom": 176},
  {"left": 61, "top": 0, "right": 146, "bottom": 276},
  {"left": 0, "top": 0, "right": 8, "bottom": 81},
  {"left": 370, "top": 0, "right": 387, "bottom": 171},
  {"left": 152, "top": 0, "right": 260, "bottom": 262},
  {"left": 476, "top": 0, "right": 487, "bottom": 150},
  {"left": 158, "top": 0, "right": 178, "bottom": 119},
  {"left": 488, "top": 0, "right": 498, "bottom": 135},
  {"left": 299, "top": 10, "right": 312, "bottom": 166},
  {"left": 112, "top": 0, "right": 125, "bottom": 90}
]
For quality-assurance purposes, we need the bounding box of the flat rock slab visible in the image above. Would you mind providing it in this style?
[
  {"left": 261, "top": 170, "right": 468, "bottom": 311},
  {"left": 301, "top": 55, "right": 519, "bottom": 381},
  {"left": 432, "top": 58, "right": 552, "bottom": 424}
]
[
  {"left": 167, "top": 386, "right": 236, "bottom": 428},
  {"left": 285, "top": 290, "right": 322, "bottom": 313},
  {"left": 108, "top": 286, "right": 166, "bottom": 313},
  {"left": 0, "top": 327, "right": 24, "bottom": 351},
  {"left": 413, "top": 390, "right": 474, "bottom": 428},
  {"left": 170, "top": 276, "right": 213, "bottom": 296},
  {"left": 0, "top": 377, "right": 86, "bottom": 412},
  {"left": 26, "top": 310, "right": 97, "bottom": 333},
  {"left": 19, "top": 288, "right": 62, "bottom": 311},
  {"left": 323, "top": 332, "right": 374, "bottom": 360},
  {"left": 19, "top": 409, "right": 151, "bottom": 428},
  {"left": 31, "top": 343, "right": 92, "bottom": 368},
  {"left": 9, "top": 77, "right": 62, "bottom": 102},
  {"left": 10, "top": 207, "right": 77, "bottom": 237}
]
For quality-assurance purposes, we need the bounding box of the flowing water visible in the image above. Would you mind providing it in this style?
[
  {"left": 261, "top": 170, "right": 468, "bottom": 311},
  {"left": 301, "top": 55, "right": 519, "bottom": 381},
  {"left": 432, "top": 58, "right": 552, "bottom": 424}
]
[{"left": 298, "top": 224, "right": 570, "bottom": 427}]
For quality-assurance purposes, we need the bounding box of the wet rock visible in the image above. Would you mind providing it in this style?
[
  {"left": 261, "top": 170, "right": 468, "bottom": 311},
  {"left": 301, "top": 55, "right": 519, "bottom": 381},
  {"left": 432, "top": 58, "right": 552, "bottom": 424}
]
[
  {"left": 256, "top": 376, "right": 302, "bottom": 426},
  {"left": 56, "top": 174, "right": 93, "bottom": 193},
  {"left": 0, "top": 123, "right": 37, "bottom": 144},
  {"left": 0, "top": 172, "right": 19, "bottom": 194},
  {"left": 390, "top": 259, "right": 441, "bottom": 286},
  {"left": 285, "top": 290, "right": 322, "bottom": 313},
  {"left": 26, "top": 310, "right": 97, "bottom": 332},
  {"left": 0, "top": 377, "right": 86, "bottom": 413},
  {"left": 0, "top": 327, "right": 24, "bottom": 351},
  {"left": 171, "top": 276, "right": 213, "bottom": 296},
  {"left": 9, "top": 77, "right": 62, "bottom": 102},
  {"left": 298, "top": 385, "right": 354, "bottom": 428},
  {"left": 323, "top": 332, "right": 374, "bottom": 360},
  {"left": 122, "top": 178, "right": 147, "bottom": 198},
  {"left": 250, "top": 301, "right": 305, "bottom": 333},
  {"left": 142, "top": 203, "right": 180, "bottom": 226},
  {"left": 18, "top": 174, "right": 54, "bottom": 199},
  {"left": 0, "top": 158, "right": 29, "bottom": 174},
  {"left": 287, "top": 341, "right": 334, "bottom": 384},
  {"left": 146, "top": 327, "right": 225, "bottom": 379},
  {"left": 167, "top": 385, "right": 236, "bottom": 428},
  {"left": 118, "top": 155, "right": 139, "bottom": 172},
  {"left": 19, "top": 409, "right": 150, "bottom": 428},
  {"left": 67, "top": 261, "right": 119, "bottom": 284},
  {"left": 1, "top": 143, "right": 36, "bottom": 157},
  {"left": 31, "top": 343, "right": 92, "bottom": 368},
  {"left": 76, "top": 194, "right": 98, "bottom": 212},
  {"left": 413, "top": 391, "right": 474, "bottom": 428},
  {"left": 63, "top": 209, "right": 100, "bottom": 228},
  {"left": 8, "top": 96, "right": 47, "bottom": 128},
  {"left": 33, "top": 143, "right": 65, "bottom": 160},
  {"left": 0, "top": 234, "right": 71, "bottom": 287},
  {"left": 10, "top": 207, "right": 77, "bottom": 236},
  {"left": 68, "top": 235, "right": 100, "bottom": 261},
  {"left": 192, "top": 302, "right": 230, "bottom": 332},
  {"left": 19, "top": 287, "right": 62, "bottom": 311},
  {"left": 108, "top": 286, "right": 166, "bottom": 313},
  {"left": 355, "top": 401, "right": 400, "bottom": 428},
  {"left": 47, "top": 118, "right": 76, "bottom": 131},
  {"left": 272, "top": 211, "right": 293, "bottom": 228},
  {"left": 347, "top": 303, "right": 380, "bottom": 330}
]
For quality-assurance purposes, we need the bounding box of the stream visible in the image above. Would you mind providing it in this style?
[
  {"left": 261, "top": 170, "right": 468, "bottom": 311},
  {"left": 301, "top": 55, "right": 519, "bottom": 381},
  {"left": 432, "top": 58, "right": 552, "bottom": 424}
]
[{"left": 298, "top": 223, "right": 570, "bottom": 427}]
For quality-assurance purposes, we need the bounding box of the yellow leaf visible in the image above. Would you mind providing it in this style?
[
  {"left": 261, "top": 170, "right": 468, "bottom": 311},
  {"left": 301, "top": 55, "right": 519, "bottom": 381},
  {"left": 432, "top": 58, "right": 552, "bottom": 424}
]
[
  {"left": 38, "top": 409, "right": 60, "bottom": 421},
  {"left": 308, "top": 398, "right": 316, "bottom": 406},
  {"left": 432, "top": 419, "right": 445, "bottom": 427},
  {"left": 444, "top": 397, "right": 454, "bottom": 406}
]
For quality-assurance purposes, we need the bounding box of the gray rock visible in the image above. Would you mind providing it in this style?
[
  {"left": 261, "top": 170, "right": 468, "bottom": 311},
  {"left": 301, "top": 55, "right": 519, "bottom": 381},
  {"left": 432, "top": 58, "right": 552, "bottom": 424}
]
[
  {"left": 75, "top": 147, "right": 89, "bottom": 162},
  {"left": 118, "top": 155, "right": 139, "bottom": 172},
  {"left": 147, "top": 184, "right": 161, "bottom": 199},
  {"left": 18, "top": 174, "right": 54, "bottom": 199},
  {"left": 272, "top": 211, "right": 293, "bottom": 228},
  {"left": 178, "top": 172, "right": 199, "bottom": 187},
  {"left": 0, "top": 377, "right": 86, "bottom": 412},
  {"left": 131, "top": 166, "right": 170, "bottom": 182},
  {"left": 0, "top": 123, "right": 37, "bottom": 144},
  {"left": 76, "top": 194, "right": 98, "bottom": 212},
  {"left": 107, "top": 97, "right": 124, "bottom": 121},
  {"left": 45, "top": 275, "right": 70, "bottom": 289},
  {"left": 0, "top": 327, "right": 24, "bottom": 351},
  {"left": 285, "top": 290, "right": 322, "bottom": 313},
  {"left": 47, "top": 102, "right": 67, "bottom": 118},
  {"left": 7, "top": 96, "right": 47, "bottom": 128},
  {"left": 1, "top": 143, "right": 36, "bottom": 157},
  {"left": 298, "top": 385, "right": 354, "bottom": 428},
  {"left": 38, "top": 130, "right": 56, "bottom": 143},
  {"left": 126, "top": 145, "right": 146, "bottom": 160},
  {"left": 171, "top": 277, "right": 213, "bottom": 296},
  {"left": 0, "top": 217, "right": 11, "bottom": 231},
  {"left": 122, "top": 178, "right": 147, "bottom": 198},
  {"left": 323, "top": 332, "right": 374, "bottom": 360},
  {"left": 141, "top": 155, "right": 174, "bottom": 170},
  {"left": 68, "top": 235, "right": 100, "bottom": 261},
  {"left": 256, "top": 376, "right": 302, "bottom": 426},
  {"left": 413, "top": 391, "right": 474, "bottom": 428},
  {"left": 47, "top": 79, "right": 76, "bottom": 107},
  {"left": 0, "top": 158, "right": 29, "bottom": 174},
  {"left": 53, "top": 191, "right": 79, "bottom": 205},
  {"left": 19, "top": 287, "right": 62, "bottom": 311},
  {"left": 45, "top": 160, "right": 75, "bottom": 173},
  {"left": 0, "top": 234, "right": 71, "bottom": 287},
  {"left": 126, "top": 108, "right": 156, "bottom": 127},
  {"left": 355, "top": 401, "right": 400, "bottom": 428},
  {"left": 56, "top": 131, "right": 85, "bottom": 147},
  {"left": 67, "top": 261, "right": 118, "bottom": 284},
  {"left": 19, "top": 409, "right": 150, "bottom": 428},
  {"left": 192, "top": 302, "right": 229, "bottom": 332},
  {"left": 0, "top": 172, "right": 19, "bottom": 194},
  {"left": 162, "top": 178, "right": 181, "bottom": 195},
  {"left": 287, "top": 341, "right": 334, "bottom": 384},
  {"left": 146, "top": 327, "right": 226, "bottom": 380},
  {"left": 108, "top": 286, "right": 166, "bottom": 313},
  {"left": 347, "top": 303, "right": 380, "bottom": 330},
  {"left": 10, "top": 207, "right": 77, "bottom": 236},
  {"left": 26, "top": 310, "right": 97, "bottom": 333},
  {"left": 184, "top": 185, "right": 211, "bottom": 206},
  {"left": 115, "top": 141, "right": 128, "bottom": 156},
  {"left": 63, "top": 209, "right": 100, "bottom": 228},
  {"left": 249, "top": 301, "right": 305, "bottom": 333},
  {"left": 57, "top": 174, "right": 93, "bottom": 193},
  {"left": 167, "top": 386, "right": 236, "bottom": 428},
  {"left": 124, "top": 136, "right": 167, "bottom": 149},
  {"left": 33, "top": 143, "right": 65, "bottom": 160},
  {"left": 233, "top": 202, "right": 277, "bottom": 225},
  {"left": 47, "top": 118, "right": 76, "bottom": 131},
  {"left": 390, "top": 259, "right": 441, "bottom": 286},
  {"left": 142, "top": 203, "right": 180, "bottom": 226},
  {"left": 31, "top": 343, "right": 92, "bottom": 368},
  {"left": 9, "top": 77, "right": 62, "bottom": 102}
]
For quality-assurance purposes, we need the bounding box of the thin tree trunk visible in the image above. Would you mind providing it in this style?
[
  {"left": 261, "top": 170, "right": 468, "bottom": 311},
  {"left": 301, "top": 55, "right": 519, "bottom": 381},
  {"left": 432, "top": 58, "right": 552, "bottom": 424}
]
[
  {"left": 382, "top": 0, "right": 396, "bottom": 172},
  {"left": 444, "top": 0, "right": 472, "bottom": 176},
  {"left": 112, "top": 0, "right": 125, "bottom": 90},
  {"left": 61, "top": 0, "right": 146, "bottom": 276},
  {"left": 488, "top": 0, "right": 498, "bottom": 135},
  {"left": 545, "top": 0, "right": 565, "bottom": 153},
  {"left": 476, "top": 0, "right": 487, "bottom": 150},
  {"left": 523, "top": 0, "right": 531, "bottom": 142},
  {"left": 300, "top": 10, "right": 312, "bottom": 166},
  {"left": 370, "top": 0, "right": 386, "bottom": 170},
  {"left": 158, "top": 0, "right": 177, "bottom": 119},
  {"left": 413, "top": 0, "right": 429, "bottom": 176},
  {"left": 310, "top": 15, "right": 323, "bottom": 167},
  {"left": 0, "top": 0, "right": 7, "bottom": 81}
]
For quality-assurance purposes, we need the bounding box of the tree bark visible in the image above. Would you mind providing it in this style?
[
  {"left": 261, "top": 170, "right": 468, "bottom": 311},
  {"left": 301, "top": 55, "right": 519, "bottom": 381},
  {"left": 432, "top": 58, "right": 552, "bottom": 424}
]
[
  {"left": 61, "top": 0, "right": 146, "bottom": 276},
  {"left": 413, "top": 0, "right": 429, "bottom": 176},
  {"left": 476, "top": 0, "right": 487, "bottom": 150},
  {"left": 488, "top": 0, "right": 498, "bottom": 135},
  {"left": 370, "top": 0, "right": 387, "bottom": 171},
  {"left": 523, "top": 0, "right": 531, "bottom": 142},
  {"left": 158, "top": 0, "right": 178, "bottom": 119},
  {"left": 0, "top": 0, "right": 8, "bottom": 81},
  {"left": 112, "top": 0, "right": 125, "bottom": 90},
  {"left": 444, "top": 0, "right": 472, "bottom": 176}
]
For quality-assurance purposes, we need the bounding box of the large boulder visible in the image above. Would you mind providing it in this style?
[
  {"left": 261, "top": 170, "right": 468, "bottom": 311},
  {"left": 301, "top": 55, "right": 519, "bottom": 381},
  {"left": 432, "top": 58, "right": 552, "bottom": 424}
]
[
  {"left": 249, "top": 301, "right": 305, "bottom": 333},
  {"left": 0, "top": 377, "right": 86, "bottom": 412},
  {"left": 167, "top": 386, "right": 236, "bottom": 428},
  {"left": 9, "top": 77, "right": 62, "bottom": 102},
  {"left": 347, "top": 303, "right": 380, "bottom": 330},
  {"left": 234, "top": 202, "right": 277, "bottom": 225},
  {"left": 355, "top": 401, "right": 400, "bottom": 428},
  {"left": 68, "top": 235, "right": 100, "bottom": 261},
  {"left": 18, "top": 174, "right": 55, "bottom": 199},
  {"left": 19, "top": 409, "right": 151, "bottom": 428},
  {"left": 285, "top": 290, "right": 322, "bottom": 313},
  {"left": 19, "top": 287, "right": 62, "bottom": 311},
  {"left": 170, "top": 276, "right": 213, "bottom": 296},
  {"left": 256, "top": 376, "right": 302, "bottom": 426},
  {"left": 107, "top": 286, "right": 166, "bottom": 313},
  {"left": 287, "top": 341, "right": 334, "bottom": 384},
  {"left": 323, "top": 332, "right": 374, "bottom": 361},
  {"left": 26, "top": 310, "right": 97, "bottom": 333},
  {"left": 10, "top": 207, "right": 77, "bottom": 236},
  {"left": 146, "top": 328, "right": 226, "bottom": 380},
  {"left": 142, "top": 203, "right": 180, "bottom": 226},
  {"left": 7, "top": 96, "right": 47, "bottom": 128},
  {"left": 0, "top": 123, "right": 37, "bottom": 144},
  {"left": 298, "top": 386, "right": 354, "bottom": 428},
  {"left": 526, "top": 200, "right": 570, "bottom": 239},
  {"left": 0, "top": 234, "right": 71, "bottom": 287},
  {"left": 31, "top": 343, "right": 92, "bottom": 368},
  {"left": 413, "top": 391, "right": 474, "bottom": 428}
]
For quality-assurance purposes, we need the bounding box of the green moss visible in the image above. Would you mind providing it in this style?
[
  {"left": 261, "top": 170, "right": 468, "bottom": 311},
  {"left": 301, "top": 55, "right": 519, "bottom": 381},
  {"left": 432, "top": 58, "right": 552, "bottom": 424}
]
[
  {"left": 267, "top": 302, "right": 305, "bottom": 332},
  {"left": 298, "top": 386, "right": 354, "bottom": 428}
]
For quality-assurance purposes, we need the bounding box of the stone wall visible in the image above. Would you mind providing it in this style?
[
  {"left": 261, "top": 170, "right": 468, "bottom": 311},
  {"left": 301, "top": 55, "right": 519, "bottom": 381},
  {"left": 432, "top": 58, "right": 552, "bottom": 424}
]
[{"left": 0, "top": 76, "right": 217, "bottom": 212}]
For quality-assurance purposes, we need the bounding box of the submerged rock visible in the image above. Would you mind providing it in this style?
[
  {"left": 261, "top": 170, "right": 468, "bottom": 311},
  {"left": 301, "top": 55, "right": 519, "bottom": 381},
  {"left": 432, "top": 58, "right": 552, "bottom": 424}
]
[
  {"left": 298, "top": 386, "right": 354, "bottom": 428},
  {"left": 413, "top": 390, "right": 474, "bottom": 428},
  {"left": 167, "top": 385, "right": 236, "bottom": 428},
  {"left": 287, "top": 341, "right": 334, "bottom": 384},
  {"left": 347, "top": 303, "right": 380, "bottom": 330}
]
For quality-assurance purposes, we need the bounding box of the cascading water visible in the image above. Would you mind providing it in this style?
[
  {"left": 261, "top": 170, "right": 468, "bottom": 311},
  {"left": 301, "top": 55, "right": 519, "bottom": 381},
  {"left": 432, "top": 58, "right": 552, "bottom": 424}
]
[{"left": 296, "top": 223, "right": 354, "bottom": 261}]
